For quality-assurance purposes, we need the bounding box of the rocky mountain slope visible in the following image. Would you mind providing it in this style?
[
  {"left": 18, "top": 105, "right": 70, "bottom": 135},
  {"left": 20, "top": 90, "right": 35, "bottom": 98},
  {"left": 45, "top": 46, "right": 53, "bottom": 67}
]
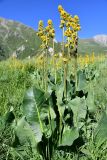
[{"left": 0, "top": 17, "right": 41, "bottom": 60}]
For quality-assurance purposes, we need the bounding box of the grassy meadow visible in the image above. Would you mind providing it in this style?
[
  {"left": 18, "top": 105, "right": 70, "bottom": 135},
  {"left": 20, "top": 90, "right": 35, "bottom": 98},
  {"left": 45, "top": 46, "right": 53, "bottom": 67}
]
[{"left": 0, "top": 55, "right": 107, "bottom": 160}]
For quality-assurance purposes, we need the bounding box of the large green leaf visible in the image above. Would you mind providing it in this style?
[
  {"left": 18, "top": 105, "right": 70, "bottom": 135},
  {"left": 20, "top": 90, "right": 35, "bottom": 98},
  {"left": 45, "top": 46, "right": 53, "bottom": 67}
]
[
  {"left": 56, "top": 83, "right": 64, "bottom": 105},
  {"left": 77, "top": 70, "right": 87, "bottom": 91},
  {"left": 86, "top": 88, "right": 96, "bottom": 112},
  {"left": 14, "top": 117, "right": 37, "bottom": 145},
  {"left": 23, "top": 87, "right": 49, "bottom": 122},
  {"left": 94, "top": 112, "right": 107, "bottom": 148},
  {"left": 59, "top": 126, "right": 79, "bottom": 146},
  {"left": 68, "top": 97, "right": 87, "bottom": 128}
]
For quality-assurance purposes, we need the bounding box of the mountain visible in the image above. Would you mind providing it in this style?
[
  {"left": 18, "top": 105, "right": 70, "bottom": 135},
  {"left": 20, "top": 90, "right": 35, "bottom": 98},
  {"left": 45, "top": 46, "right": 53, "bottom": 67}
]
[
  {"left": 0, "top": 17, "right": 41, "bottom": 60},
  {"left": 0, "top": 17, "right": 107, "bottom": 60},
  {"left": 78, "top": 36, "right": 107, "bottom": 54}
]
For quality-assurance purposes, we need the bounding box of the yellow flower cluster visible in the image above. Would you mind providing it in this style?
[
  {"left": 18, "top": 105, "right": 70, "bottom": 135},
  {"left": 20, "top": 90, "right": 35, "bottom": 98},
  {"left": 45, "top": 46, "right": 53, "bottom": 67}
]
[
  {"left": 37, "top": 20, "right": 44, "bottom": 37},
  {"left": 47, "top": 19, "right": 55, "bottom": 38},
  {"left": 37, "top": 20, "right": 55, "bottom": 49},
  {"left": 77, "top": 53, "right": 106, "bottom": 68},
  {"left": 58, "top": 5, "right": 81, "bottom": 50}
]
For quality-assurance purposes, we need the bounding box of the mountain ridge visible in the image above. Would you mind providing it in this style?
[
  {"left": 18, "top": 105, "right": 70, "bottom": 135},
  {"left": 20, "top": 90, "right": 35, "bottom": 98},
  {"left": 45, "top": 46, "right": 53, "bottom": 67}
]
[{"left": 0, "top": 17, "right": 107, "bottom": 60}]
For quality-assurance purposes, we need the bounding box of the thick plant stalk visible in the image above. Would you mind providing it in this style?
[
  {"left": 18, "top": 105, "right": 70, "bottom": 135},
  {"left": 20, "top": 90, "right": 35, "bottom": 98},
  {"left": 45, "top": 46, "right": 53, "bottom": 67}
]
[
  {"left": 36, "top": 105, "right": 44, "bottom": 133},
  {"left": 62, "top": 27, "right": 65, "bottom": 56},
  {"left": 68, "top": 37, "right": 70, "bottom": 57},
  {"left": 64, "top": 61, "right": 68, "bottom": 101},
  {"left": 42, "top": 56, "right": 45, "bottom": 88},
  {"left": 74, "top": 55, "right": 78, "bottom": 93},
  {"left": 45, "top": 36, "right": 48, "bottom": 92},
  {"left": 45, "top": 48, "right": 48, "bottom": 92},
  {"left": 54, "top": 56, "right": 57, "bottom": 84},
  {"left": 74, "top": 35, "right": 78, "bottom": 93},
  {"left": 53, "top": 38, "right": 55, "bottom": 54},
  {"left": 53, "top": 39, "right": 57, "bottom": 84},
  {"left": 63, "top": 37, "right": 70, "bottom": 101}
]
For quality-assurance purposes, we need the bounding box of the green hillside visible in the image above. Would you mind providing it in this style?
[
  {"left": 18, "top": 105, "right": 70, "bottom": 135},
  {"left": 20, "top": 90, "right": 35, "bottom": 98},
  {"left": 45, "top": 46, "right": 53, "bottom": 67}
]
[{"left": 78, "top": 39, "right": 107, "bottom": 54}]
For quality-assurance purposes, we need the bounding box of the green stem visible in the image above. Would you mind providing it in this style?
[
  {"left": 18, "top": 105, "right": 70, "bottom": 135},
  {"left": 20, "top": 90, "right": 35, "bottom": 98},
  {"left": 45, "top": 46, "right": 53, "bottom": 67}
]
[
  {"left": 42, "top": 56, "right": 45, "bottom": 88},
  {"left": 64, "top": 62, "right": 67, "bottom": 101},
  {"left": 53, "top": 39, "right": 57, "bottom": 84},
  {"left": 36, "top": 105, "right": 44, "bottom": 133},
  {"left": 74, "top": 33, "right": 78, "bottom": 93},
  {"left": 53, "top": 38, "right": 55, "bottom": 54},
  {"left": 62, "top": 27, "right": 65, "bottom": 56},
  {"left": 54, "top": 57, "right": 57, "bottom": 84},
  {"left": 74, "top": 56, "right": 78, "bottom": 93},
  {"left": 45, "top": 48, "right": 48, "bottom": 92},
  {"left": 68, "top": 37, "right": 70, "bottom": 57},
  {"left": 45, "top": 36, "right": 48, "bottom": 92}
]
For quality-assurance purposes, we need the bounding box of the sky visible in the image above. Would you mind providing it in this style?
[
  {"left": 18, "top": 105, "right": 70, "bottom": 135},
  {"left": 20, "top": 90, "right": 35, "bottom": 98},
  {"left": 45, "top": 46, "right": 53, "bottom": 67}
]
[{"left": 0, "top": 0, "right": 107, "bottom": 41}]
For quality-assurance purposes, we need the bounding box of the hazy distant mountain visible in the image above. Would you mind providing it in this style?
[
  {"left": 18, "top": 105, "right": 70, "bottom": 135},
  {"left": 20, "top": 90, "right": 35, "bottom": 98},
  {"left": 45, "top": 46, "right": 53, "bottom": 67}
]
[
  {"left": 0, "top": 17, "right": 107, "bottom": 60},
  {"left": 78, "top": 37, "right": 107, "bottom": 54}
]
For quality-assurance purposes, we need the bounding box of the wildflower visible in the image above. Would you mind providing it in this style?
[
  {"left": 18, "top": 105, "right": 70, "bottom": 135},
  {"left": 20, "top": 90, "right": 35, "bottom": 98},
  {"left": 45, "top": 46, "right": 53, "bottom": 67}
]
[
  {"left": 69, "top": 16, "right": 74, "bottom": 22},
  {"left": 66, "top": 22, "right": 71, "bottom": 27},
  {"left": 58, "top": 5, "right": 63, "bottom": 12},
  {"left": 60, "top": 10, "right": 68, "bottom": 20},
  {"left": 39, "top": 20, "right": 44, "bottom": 27},
  {"left": 48, "top": 19, "right": 52, "bottom": 25},
  {"left": 45, "top": 26, "right": 50, "bottom": 32},
  {"left": 62, "top": 57, "right": 69, "bottom": 63},
  {"left": 54, "top": 53, "right": 59, "bottom": 58},
  {"left": 74, "top": 15, "right": 79, "bottom": 22},
  {"left": 61, "top": 20, "right": 65, "bottom": 25}
]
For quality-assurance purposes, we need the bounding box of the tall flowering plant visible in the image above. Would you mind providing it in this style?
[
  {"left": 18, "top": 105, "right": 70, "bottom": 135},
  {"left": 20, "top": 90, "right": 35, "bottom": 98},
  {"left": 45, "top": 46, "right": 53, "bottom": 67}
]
[
  {"left": 37, "top": 20, "right": 55, "bottom": 90},
  {"left": 58, "top": 5, "right": 81, "bottom": 98}
]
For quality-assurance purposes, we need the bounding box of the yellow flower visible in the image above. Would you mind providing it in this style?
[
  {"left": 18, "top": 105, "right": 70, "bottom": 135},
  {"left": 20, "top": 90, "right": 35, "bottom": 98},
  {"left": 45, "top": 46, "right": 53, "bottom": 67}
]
[
  {"left": 74, "top": 15, "right": 79, "bottom": 22},
  {"left": 49, "top": 33, "right": 55, "bottom": 38},
  {"left": 45, "top": 26, "right": 50, "bottom": 32},
  {"left": 64, "top": 29, "right": 72, "bottom": 37},
  {"left": 58, "top": 5, "right": 63, "bottom": 12},
  {"left": 59, "top": 24, "right": 63, "bottom": 28},
  {"left": 61, "top": 20, "right": 65, "bottom": 25},
  {"left": 41, "top": 35, "right": 46, "bottom": 41},
  {"left": 37, "top": 31, "right": 44, "bottom": 37},
  {"left": 48, "top": 19, "right": 52, "bottom": 25},
  {"left": 60, "top": 10, "right": 67, "bottom": 19},
  {"left": 62, "top": 57, "right": 69, "bottom": 63},
  {"left": 68, "top": 16, "right": 74, "bottom": 22},
  {"left": 51, "top": 29, "right": 55, "bottom": 33},
  {"left": 72, "top": 32, "right": 77, "bottom": 39},
  {"left": 39, "top": 20, "right": 44, "bottom": 27},
  {"left": 38, "top": 27, "right": 43, "bottom": 31},
  {"left": 40, "top": 44, "right": 45, "bottom": 48},
  {"left": 65, "top": 43, "right": 69, "bottom": 48},
  {"left": 48, "top": 28, "right": 55, "bottom": 38},
  {"left": 66, "top": 22, "right": 71, "bottom": 27},
  {"left": 90, "top": 52, "right": 95, "bottom": 63},
  {"left": 69, "top": 39, "right": 73, "bottom": 44},
  {"left": 71, "top": 23, "right": 76, "bottom": 29},
  {"left": 85, "top": 54, "right": 89, "bottom": 64},
  {"left": 75, "top": 24, "right": 81, "bottom": 31}
]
